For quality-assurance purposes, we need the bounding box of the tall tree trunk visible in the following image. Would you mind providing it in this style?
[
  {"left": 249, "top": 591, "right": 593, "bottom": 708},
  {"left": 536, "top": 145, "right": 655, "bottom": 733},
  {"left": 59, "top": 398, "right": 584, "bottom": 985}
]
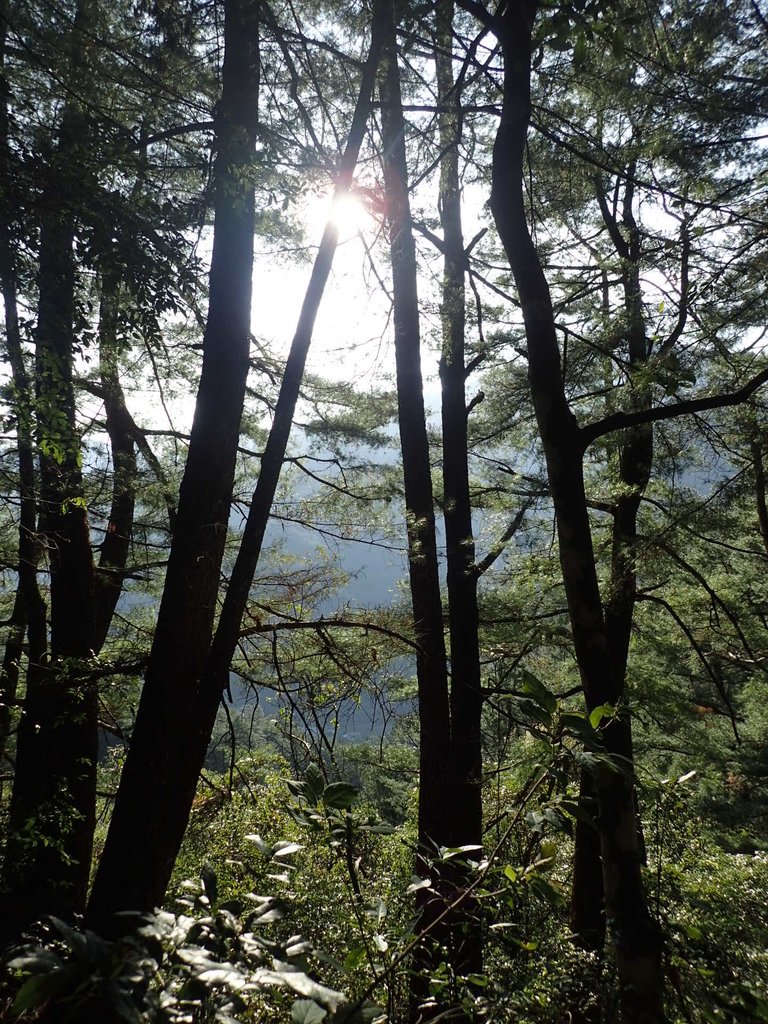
[
  {"left": 380, "top": 0, "right": 451, "bottom": 871},
  {"left": 436, "top": 0, "right": 483, "bottom": 983},
  {"left": 87, "top": 0, "right": 260, "bottom": 932},
  {"left": 0, "top": 0, "right": 99, "bottom": 940},
  {"left": 200, "top": 0, "right": 385, "bottom": 709},
  {"left": 569, "top": 176, "right": 654, "bottom": 1003},
  {"left": 487, "top": 4, "right": 664, "bottom": 1021},
  {"left": 0, "top": 0, "right": 46, "bottom": 768},
  {"left": 379, "top": 4, "right": 458, "bottom": 1016}
]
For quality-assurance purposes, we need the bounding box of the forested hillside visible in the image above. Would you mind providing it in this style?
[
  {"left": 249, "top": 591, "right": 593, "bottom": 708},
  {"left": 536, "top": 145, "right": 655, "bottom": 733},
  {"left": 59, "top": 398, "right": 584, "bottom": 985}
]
[{"left": 1, "top": 0, "right": 767, "bottom": 1021}]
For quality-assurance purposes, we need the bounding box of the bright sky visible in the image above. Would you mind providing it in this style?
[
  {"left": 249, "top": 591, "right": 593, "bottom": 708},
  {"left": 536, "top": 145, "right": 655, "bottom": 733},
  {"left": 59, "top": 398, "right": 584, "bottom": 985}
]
[{"left": 252, "top": 191, "right": 394, "bottom": 389}]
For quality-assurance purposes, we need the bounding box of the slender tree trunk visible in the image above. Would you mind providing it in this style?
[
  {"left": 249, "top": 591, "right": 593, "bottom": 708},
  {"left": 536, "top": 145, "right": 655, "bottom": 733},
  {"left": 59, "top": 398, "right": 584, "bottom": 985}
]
[
  {"left": 93, "top": 270, "right": 137, "bottom": 653},
  {"left": 87, "top": 0, "right": 260, "bottom": 932},
  {"left": 0, "top": 0, "right": 99, "bottom": 940},
  {"left": 200, "top": 0, "right": 386, "bottom": 706},
  {"left": 0, "top": 0, "right": 46, "bottom": 767},
  {"left": 487, "top": 4, "right": 663, "bottom": 1021},
  {"left": 380, "top": 0, "right": 451, "bottom": 870},
  {"left": 596, "top": 171, "right": 654, "bottom": 688},
  {"left": 436, "top": 0, "right": 483, "bottom": 983},
  {"left": 379, "top": 4, "right": 461, "bottom": 1016},
  {"left": 570, "top": 178, "right": 654, "bottom": 1008}
]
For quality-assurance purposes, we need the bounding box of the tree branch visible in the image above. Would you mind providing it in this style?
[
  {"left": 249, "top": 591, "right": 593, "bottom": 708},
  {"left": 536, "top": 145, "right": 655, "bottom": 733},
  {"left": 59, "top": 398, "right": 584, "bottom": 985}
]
[
  {"left": 636, "top": 592, "right": 741, "bottom": 743},
  {"left": 581, "top": 366, "right": 768, "bottom": 448},
  {"left": 238, "top": 615, "right": 419, "bottom": 650}
]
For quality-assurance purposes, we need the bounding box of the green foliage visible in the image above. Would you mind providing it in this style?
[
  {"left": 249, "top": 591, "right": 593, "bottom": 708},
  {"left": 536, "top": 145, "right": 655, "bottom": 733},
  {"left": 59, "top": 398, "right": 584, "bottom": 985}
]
[
  {"left": 4, "top": 854, "right": 383, "bottom": 1024},
  {"left": 2, "top": 0, "right": 768, "bottom": 1020},
  {"left": 650, "top": 789, "right": 768, "bottom": 1023}
]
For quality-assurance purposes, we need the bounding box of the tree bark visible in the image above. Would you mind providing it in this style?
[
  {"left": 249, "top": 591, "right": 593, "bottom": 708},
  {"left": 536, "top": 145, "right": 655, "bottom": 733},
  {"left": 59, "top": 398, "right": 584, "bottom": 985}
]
[
  {"left": 487, "top": 4, "right": 664, "bottom": 1021},
  {"left": 87, "top": 0, "right": 260, "bottom": 931},
  {"left": 380, "top": 0, "right": 451, "bottom": 870},
  {"left": 379, "top": 4, "right": 465, "bottom": 1016},
  {"left": 570, "top": 175, "right": 654, "bottom": 976}
]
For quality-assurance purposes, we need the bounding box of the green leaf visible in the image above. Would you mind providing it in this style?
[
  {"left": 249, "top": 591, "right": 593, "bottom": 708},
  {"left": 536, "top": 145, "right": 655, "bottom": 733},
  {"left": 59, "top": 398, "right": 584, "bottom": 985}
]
[
  {"left": 292, "top": 1000, "right": 327, "bottom": 1024},
  {"left": 574, "top": 749, "right": 627, "bottom": 775},
  {"left": 258, "top": 963, "right": 345, "bottom": 1010},
  {"left": 521, "top": 671, "right": 558, "bottom": 717},
  {"left": 343, "top": 945, "right": 368, "bottom": 972},
  {"left": 322, "top": 782, "right": 358, "bottom": 810},
  {"left": 559, "top": 712, "right": 600, "bottom": 743},
  {"left": 511, "top": 938, "right": 539, "bottom": 952},
  {"left": 11, "top": 967, "right": 72, "bottom": 1013},
  {"left": 342, "top": 1001, "right": 386, "bottom": 1024},
  {"left": 304, "top": 765, "right": 326, "bottom": 803},
  {"left": 201, "top": 862, "right": 218, "bottom": 905},
  {"left": 245, "top": 834, "right": 271, "bottom": 855},
  {"left": 272, "top": 841, "right": 304, "bottom": 858},
  {"left": 407, "top": 876, "right": 432, "bottom": 893},
  {"left": 539, "top": 839, "right": 557, "bottom": 861},
  {"left": 588, "top": 704, "right": 615, "bottom": 730},
  {"left": 359, "top": 820, "right": 396, "bottom": 835},
  {"left": 527, "top": 874, "right": 565, "bottom": 907},
  {"left": 439, "top": 844, "right": 482, "bottom": 861}
]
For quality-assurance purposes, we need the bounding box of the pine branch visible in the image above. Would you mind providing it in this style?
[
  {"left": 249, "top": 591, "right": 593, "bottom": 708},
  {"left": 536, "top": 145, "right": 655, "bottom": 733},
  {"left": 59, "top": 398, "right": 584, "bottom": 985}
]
[{"left": 581, "top": 365, "right": 768, "bottom": 448}]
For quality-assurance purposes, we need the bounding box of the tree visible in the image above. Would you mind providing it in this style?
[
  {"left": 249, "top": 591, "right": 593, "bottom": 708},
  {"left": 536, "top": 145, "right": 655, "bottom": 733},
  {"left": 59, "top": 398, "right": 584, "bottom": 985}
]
[
  {"left": 88, "top": 0, "right": 388, "bottom": 929},
  {"left": 0, "top": 0, "right": 212, "bottom": 936},
  {"left": 86, "top": 0, "right": 261, "bottom": 929},
  {"left": 482, "top": 0, "right": 661, "bottom": 1017},
  {"left": 473, "top": 0, "right": 768, "bottom": 1019},
  {"left": 1, "top": 0, "right": 102, "bottom": 934}
]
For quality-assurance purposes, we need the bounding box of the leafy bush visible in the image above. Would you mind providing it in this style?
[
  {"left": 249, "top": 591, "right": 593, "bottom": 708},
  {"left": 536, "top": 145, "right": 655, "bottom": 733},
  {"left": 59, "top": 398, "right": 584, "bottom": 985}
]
[{"left": 4, "top": 857, "right": 383, "bottom": 1024}]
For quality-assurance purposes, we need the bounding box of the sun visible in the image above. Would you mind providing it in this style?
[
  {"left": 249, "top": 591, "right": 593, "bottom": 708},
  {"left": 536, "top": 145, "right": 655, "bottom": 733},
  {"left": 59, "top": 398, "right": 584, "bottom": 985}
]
[
  {"left": 305, "top": 188, "right": 375, "bottom": 242},
  {"left": 330, "top": 193, "right": 370, "bottom": 235}
]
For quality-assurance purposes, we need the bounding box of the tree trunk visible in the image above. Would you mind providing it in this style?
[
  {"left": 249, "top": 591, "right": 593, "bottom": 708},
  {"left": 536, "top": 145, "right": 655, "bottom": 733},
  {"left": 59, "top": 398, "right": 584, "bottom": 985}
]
[
  {"left": 0, "top": 0, "right": 46, "bottom": 768},
  {"left": 87, "top": 0, "right": 260, "bottom": 931},
  {"left": 379, "top": 4, "right": 461, "bottom": 1016},
  {"left": 0, "top": 0, "right": 99, "bottom": 940},
  {"left": 436, "top": 0, "right": 483, "bottom": 984},
  {"left": 487, "top": 4, "right": 664, "bottom": 1021},
  {"left": 93, "top": 270, "right": 137, "bottom": 653},
  {"left": 569, "top": 175, "right": 654, "bottom": 998},
  {"left": 201, "top": 0, "right": 386, "bottom": 711},
  {"left": 380, "top": 0, "right": 451, "bottom": 871}
]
